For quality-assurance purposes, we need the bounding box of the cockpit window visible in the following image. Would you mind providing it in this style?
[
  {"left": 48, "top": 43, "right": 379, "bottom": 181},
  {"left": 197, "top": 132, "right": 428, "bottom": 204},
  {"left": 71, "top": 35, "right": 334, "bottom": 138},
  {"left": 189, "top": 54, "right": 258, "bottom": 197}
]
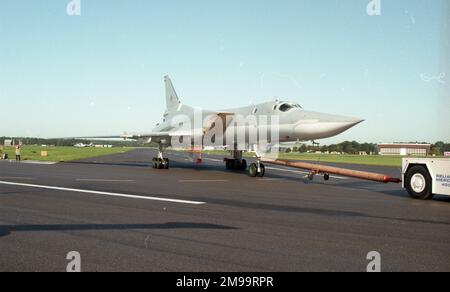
[
  {"left": 279, "top": 103, "right": 294, "bottom": 112},
  {"left": 278, "top": 103, "right": 302, "bottom": 112}
]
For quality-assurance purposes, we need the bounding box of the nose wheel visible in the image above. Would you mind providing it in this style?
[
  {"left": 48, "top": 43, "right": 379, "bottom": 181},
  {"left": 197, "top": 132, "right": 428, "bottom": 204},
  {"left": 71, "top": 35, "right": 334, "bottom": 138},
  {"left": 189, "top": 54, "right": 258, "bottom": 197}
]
[{"left": 248, "top": 162, "right": 265, "bottom": 177}]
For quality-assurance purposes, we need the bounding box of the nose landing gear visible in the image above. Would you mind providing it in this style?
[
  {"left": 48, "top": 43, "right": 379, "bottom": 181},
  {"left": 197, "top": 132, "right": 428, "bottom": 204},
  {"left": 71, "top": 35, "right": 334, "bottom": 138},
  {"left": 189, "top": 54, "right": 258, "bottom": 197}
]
[{"left": 248, "top": 161, "right": 265, "bottom": 177}]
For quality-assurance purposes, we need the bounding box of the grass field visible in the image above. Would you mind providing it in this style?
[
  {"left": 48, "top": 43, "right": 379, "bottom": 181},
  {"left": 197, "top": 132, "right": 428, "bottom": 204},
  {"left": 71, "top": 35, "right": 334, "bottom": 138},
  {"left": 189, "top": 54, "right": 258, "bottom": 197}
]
[
  {"left": 277, "top": 153, "right": 405, "bottom": 167},
  {"left": 0, "top": 146, "right": 438, "bottom": 167},
  {"left": 0, "top": 146, "right": 135, "bottom": 162},
  {"left": 201, "top": 150, "right": 427, "bottom": 167}
]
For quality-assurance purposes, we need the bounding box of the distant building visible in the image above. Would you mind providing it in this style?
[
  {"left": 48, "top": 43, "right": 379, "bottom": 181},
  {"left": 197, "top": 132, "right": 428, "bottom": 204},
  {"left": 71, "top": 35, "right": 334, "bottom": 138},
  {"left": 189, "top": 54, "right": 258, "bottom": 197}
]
[
  {"left": 4, "top": 139, "right": 13, "bottom": 147},
  {"left": 377, "top": 143, "right": 431, "bottom": 156}
]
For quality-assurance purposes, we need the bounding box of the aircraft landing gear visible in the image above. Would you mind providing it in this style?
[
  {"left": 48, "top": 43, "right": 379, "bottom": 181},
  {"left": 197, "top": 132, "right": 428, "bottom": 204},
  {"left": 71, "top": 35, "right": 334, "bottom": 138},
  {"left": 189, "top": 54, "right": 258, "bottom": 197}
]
[
  {"left": 225, "top": 150, "right": 247, "bottom": 171},
  {"left": 225, "top": 158, "right": 247, "bottom": 171},
  {"left": 152, "top": 145, "right": 169, "bottom": 170},
  {"left": 248, "top": 160, "right": 265, "bottom": 178},
  {"left": 224, "top": 149, "right": 265, "bottom": 177},
  {"left": 152, "top": 157, "right": 169, "bottom": 169}
]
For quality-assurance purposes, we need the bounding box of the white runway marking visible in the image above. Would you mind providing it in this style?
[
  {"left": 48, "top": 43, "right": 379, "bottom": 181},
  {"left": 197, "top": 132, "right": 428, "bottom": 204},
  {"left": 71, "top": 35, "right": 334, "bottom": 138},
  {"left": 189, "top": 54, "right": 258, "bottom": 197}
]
[
  {"left": 266, "top": 166, "right": 310, "bottom": 175},
  {"left": 0, "top": 181, "right": 206, "bottom": 205},
  {"left": 204, "top": 158, "right": 223, "bottom": 162},
  {"left": 76, "top": 179, "right": 135, "bottom": 182},
  {"left": 21, "top": 161, "right": 57, "bottom": 165},
  {"left": 0, "top": 176, "right": 36, "bottom": 180},
  {"left": 257, "top": 178, "right": 283, "bottom": 181},
  {"left": 179, "top": 179, "right": 229, "bottom": 183},
  {"left": 265, "top": 167, "right": 348, "bottom": 180}
]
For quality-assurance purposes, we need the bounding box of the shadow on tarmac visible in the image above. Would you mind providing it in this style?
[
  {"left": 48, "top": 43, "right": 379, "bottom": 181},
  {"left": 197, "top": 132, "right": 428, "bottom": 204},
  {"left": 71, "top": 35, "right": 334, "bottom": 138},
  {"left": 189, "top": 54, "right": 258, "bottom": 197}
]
[{"left": 0, "top": 222, "right": 238, "bottom": 237}]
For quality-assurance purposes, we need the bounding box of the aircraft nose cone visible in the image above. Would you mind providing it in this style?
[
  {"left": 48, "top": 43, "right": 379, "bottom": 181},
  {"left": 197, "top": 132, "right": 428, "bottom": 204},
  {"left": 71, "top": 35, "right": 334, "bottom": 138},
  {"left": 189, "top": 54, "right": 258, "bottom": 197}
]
[
  {"left": 321, "top": 116, "right": 364, "bottom": 135},
  {"left": 326, "top": 120, "right": 362, "bottom": 136},
  {"left": 340, "top": 118, "right": 365, "bottom": 128},
  {"left": 317, "top": 113, "right": 364, "bottom": 127},
  {"left": 294, "top": 112, "right": 364, "bottom": 140}
]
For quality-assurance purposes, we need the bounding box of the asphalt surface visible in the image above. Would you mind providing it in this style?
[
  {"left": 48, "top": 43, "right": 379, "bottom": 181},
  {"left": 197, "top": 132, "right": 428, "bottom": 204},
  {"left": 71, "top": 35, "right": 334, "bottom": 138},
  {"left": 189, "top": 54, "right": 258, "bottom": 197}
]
[{"left": 0, "top": 149, "right": 449, "bottom": 272}]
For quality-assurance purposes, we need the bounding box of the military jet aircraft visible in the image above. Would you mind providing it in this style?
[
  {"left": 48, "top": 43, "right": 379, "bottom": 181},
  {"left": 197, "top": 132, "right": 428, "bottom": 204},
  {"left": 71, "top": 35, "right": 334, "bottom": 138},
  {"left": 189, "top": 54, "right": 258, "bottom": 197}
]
[{"left": 77, "top": 76, "right": 363, "bottom": 178}]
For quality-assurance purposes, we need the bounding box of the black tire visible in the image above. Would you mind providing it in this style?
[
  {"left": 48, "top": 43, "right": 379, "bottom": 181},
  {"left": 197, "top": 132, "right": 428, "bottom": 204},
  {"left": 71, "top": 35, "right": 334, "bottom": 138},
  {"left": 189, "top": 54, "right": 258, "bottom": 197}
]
[
  {"left": 241, "top": 159, "right": 247, "bottom": 171},
  {"left": 405, "top": 165, "right": 433, "bottom": 200},
  {"left": 248, "top": 163, "right": 258, "bottom": 177},
  {"left": 233, "top": 159, "right": 240, "bottom": 170},
  {"left": 257, "top": 163, "right": 265, "bottom": 178},
  {"left": 163, "top": 158, "right": 170, "bottom": 169},
  {"left": 324, "top": 173, "right": 330, "bottom": 181},
  {"left": 225, "top": 160, "right": 231, "bottom": 170}
]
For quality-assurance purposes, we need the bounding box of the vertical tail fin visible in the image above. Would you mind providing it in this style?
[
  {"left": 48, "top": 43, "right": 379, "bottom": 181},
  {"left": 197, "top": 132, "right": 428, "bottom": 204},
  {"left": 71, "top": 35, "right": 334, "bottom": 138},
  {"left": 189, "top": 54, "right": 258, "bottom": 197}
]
[{"left": 164, "top": 75, "right": 181, "bottom": 110}]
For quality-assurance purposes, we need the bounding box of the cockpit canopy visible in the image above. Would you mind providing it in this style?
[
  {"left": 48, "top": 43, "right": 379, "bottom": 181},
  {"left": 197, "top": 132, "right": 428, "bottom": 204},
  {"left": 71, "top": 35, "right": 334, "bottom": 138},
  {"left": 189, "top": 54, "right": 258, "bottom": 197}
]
[{"left": 275, "top": 102, "right": 302, "bottom": 112}]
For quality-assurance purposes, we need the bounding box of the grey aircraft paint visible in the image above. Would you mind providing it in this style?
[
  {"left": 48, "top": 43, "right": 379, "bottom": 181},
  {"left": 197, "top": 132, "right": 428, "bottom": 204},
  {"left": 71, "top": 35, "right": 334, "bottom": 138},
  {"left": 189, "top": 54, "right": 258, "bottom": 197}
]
[{"left": 149, "top": 76, "right": 363, "bottom": 148}]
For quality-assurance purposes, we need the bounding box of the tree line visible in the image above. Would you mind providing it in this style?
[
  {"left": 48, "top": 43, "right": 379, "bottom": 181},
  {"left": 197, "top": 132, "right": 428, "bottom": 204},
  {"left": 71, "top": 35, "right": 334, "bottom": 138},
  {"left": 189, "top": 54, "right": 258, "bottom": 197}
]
[
  {"left": 430, "top": 142, "right": 450, "bottom": 156},
  {"left": 1, "top": 137, "right": 449, "bottom": 155},
  {"left": 0, "top": 137, "right": 144, "bottom": 147},
  {"left": 289, "top": 141, "right": 377, "bottom": 154},
  {"left": 288, "top": 141, "right": 450, "bottom": 155}
]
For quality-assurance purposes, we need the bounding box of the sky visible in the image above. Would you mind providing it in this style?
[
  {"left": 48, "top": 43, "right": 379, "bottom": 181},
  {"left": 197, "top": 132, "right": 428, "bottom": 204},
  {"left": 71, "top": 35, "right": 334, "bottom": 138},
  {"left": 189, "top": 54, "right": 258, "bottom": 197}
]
[{"left": 0, "top": 0, "right": 449, "bottom": 144}]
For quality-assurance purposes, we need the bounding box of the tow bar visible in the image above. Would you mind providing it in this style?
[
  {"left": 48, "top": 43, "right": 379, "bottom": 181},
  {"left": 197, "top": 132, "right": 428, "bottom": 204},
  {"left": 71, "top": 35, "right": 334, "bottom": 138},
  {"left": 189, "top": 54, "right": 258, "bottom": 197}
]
[{"left": 261, "top": 158, "right": 402, "bottom": 183}]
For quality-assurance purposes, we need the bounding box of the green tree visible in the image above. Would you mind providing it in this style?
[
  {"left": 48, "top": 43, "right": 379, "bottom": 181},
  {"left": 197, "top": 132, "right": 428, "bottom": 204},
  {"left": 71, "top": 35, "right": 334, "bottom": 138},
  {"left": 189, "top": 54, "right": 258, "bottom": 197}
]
[
  {"left": 328, "top": 144, "right": 338, "bottom": 152},
  {"left": 299, "top": 144, "right": 307, "bottom": 153}
]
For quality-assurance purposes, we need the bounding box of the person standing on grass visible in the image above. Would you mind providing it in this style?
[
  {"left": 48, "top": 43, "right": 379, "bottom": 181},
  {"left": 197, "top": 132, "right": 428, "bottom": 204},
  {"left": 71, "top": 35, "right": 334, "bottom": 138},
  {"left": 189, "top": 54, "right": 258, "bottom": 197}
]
[{"left": 15, "top": 144, "right": 21, "bottom": 162}]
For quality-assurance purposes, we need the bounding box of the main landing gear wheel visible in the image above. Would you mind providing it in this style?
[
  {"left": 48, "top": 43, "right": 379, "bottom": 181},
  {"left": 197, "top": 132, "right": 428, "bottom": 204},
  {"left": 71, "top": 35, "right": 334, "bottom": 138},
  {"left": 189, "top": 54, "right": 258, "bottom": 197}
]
[
  {"left": 225, "top": 159, "right": 232, "bottom": 170},
  {"left": 241, "top": 159, "right": 247, "bottom": 171},
  {"left": 226, "top": 159, "right": 247, "bottom": 171},
  {"left": 248, "top": 163, "right": 265, "bottom": 178}
]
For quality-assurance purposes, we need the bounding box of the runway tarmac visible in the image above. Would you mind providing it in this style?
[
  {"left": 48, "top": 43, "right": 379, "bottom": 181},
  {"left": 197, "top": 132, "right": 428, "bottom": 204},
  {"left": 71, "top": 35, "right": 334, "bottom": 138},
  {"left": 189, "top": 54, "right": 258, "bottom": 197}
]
[{"left": 0, "top": 149, "right": 449, "bottom": 272}]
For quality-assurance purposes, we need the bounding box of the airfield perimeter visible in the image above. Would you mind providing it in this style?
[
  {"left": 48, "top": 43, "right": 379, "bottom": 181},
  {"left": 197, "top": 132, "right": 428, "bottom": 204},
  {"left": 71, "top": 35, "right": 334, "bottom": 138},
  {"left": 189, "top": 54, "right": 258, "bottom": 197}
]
[{"left": 0, "top": 149, "right": 449, "bottom": 271}]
